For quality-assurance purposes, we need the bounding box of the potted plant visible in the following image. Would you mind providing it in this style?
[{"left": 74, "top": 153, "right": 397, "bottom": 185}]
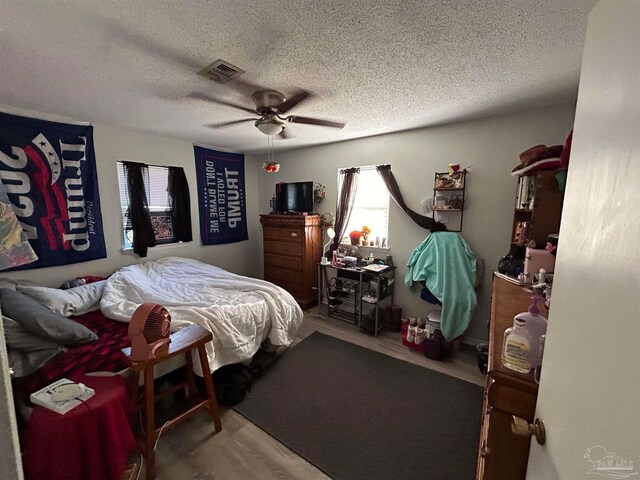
[
  {"left": 349, "top": 230, "right": 363, "bottom": 245},
  {"left": 361, "top": 225, "right": 371, "bottom": 244}
]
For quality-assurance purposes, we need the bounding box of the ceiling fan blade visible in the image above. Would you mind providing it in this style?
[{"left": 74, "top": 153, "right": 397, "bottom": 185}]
[
  {"left": 204, "top": 119, "right": 256, "bottom": 129},
  {"left": 188, "top": 92, "right": 257, "bottom": 114},
  {"left": 277, "top": 90, "right": 312, "bottom": 114},
  {"left": 286, "top": 115, "right": 345, "bottom": 129}
]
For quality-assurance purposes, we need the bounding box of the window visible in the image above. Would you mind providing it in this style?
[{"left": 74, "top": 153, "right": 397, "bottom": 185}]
[
  {"left": 117, "top": 162, "right": 177, "bottom": 249},
  {"left": 340, "top": 167, "right": 389, "bottom": 246}
]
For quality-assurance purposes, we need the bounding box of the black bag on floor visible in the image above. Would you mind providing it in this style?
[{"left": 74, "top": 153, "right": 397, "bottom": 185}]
[{"left": 212, "top": 364, "right": 253, "bottom": 406}]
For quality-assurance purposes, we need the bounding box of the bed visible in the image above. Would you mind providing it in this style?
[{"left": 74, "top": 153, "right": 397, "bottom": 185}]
[{"left": 5, "top": 256, "right": 304, "bottom": 393}]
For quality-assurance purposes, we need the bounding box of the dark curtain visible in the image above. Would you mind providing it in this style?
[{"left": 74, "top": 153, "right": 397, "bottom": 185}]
[
  {"left": 331, "top": 167, "right": 360, "bottom": 250},
  {"left": 123, "top": 162, "right": 156, "bottom": 257},
  {"left": 376, "top": 164, "right": 447, "bottom": 232},
  {"left": 168, "top": 167, "right": 192, "bottom": 243}
]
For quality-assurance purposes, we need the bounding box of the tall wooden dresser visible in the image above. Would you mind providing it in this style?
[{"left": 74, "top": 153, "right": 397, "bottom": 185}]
[
  {"left": 260, "top": 214, "right": 322, "bottom": 309},
  {"left": 476, "top": 274, "right": 541, "bottom": 479}
]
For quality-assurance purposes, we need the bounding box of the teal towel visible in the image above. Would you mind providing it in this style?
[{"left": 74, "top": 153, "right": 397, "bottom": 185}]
[{"left": 405, "top": 232, "right": 477, "bottom": 341}]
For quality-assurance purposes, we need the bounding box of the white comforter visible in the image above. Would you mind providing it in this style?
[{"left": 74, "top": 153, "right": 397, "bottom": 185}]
[{"left": 100, "top": 257, "right": 303, "bottom": 373}]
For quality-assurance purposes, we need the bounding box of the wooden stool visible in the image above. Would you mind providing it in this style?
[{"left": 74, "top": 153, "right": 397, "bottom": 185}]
[{"left": 121, "top": 323, "right": 222, "bottom": 480}]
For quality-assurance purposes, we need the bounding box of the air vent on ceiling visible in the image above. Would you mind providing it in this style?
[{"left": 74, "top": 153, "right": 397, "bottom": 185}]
[{"left": 197, "top": 59, "right": 245, "bottom": 84}]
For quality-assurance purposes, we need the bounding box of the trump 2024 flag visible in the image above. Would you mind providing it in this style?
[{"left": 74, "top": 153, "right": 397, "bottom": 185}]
[
  {"left": 0, "top": 111, "right": 106, "bottom": 270},
  {"left": 194, "top": 146, "right": 248, "bottom": 245}
]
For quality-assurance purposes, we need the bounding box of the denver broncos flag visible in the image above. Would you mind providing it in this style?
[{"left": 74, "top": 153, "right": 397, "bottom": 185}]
[{"left": 0, "top": 111, "right": 106, "bottom": 270}]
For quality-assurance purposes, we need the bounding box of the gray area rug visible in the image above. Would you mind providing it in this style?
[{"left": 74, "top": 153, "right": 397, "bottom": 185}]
[{"left": 235, "top": 332, "right": 482, "bottom": 480}]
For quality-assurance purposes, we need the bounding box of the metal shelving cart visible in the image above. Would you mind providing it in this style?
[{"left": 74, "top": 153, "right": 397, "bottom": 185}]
[{"left": 317, "top": 262, "right": 396, "bottom": 336}]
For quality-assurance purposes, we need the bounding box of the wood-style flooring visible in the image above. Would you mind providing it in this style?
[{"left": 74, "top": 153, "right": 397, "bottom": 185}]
[{"left": 152, "top": 309, "right": 485, "bottom": 480}]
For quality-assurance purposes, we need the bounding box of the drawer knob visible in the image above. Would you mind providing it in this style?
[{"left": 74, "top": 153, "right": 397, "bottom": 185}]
[
  {"left": 511, "top": 416, "right": 546, "bottom": 445},
  {"left": 291, "top": 232, "right": 298, "bottom": 237}
]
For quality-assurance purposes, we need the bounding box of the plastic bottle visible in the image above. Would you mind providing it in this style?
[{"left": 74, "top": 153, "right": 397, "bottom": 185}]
[
  {"left": 502, "top": 317, "right": 532, "bottom": 373},
  {"left": 515, "top": 296, "right": 548, "bottom": 365}
]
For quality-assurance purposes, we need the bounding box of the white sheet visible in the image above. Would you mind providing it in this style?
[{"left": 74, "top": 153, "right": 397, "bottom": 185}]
[{"left": 100, "top": 257, "right": 303, "bottom": 373}]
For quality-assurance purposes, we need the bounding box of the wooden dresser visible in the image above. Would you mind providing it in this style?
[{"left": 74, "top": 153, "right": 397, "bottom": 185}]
[
  {"left": 476, "top": 274, "right": 541, "bottom": 479},
  {"left": 260, "top": 214, "right": 322, "bottom": 309}
]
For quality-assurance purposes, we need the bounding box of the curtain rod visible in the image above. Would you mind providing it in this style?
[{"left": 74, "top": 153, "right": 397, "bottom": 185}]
[
  {"left": 338, "top": 164, "right": 390, "bottom": 173},
  {"left": 119, "top": 160, "right": 182, "bottom": 170}
]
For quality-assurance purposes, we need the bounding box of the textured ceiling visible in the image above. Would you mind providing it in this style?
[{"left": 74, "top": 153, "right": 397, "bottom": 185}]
[{"left": 0, "top": 0, "right": 595, "bottom": 154}]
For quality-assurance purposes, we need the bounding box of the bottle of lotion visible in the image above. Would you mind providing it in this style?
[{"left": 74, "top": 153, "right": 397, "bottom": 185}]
[
  {"left": 515, "top": 295, "right": 548, "bottom": 367},
  {"left": 502, "top": 317, "right": 532, "bottom": 373}
]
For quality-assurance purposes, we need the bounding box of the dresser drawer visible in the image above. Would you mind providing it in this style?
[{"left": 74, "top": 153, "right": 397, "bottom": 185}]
[
  {"left": 261, "top": 216, "right": 306, "bottom": 227},
  {"left": 487, "top": 381, "right": 537, "bottom": 420},
  {"left": 265, "top": 276, "right": 303, "bottom": 298},
  {"left": 264, "top": 265, "right": 303, "bottom": 284},
  {"left": 263, "top": 227, "right": 303, "bottom": 243},
  {"left": 264, "top": 253, "right": 303, "bottom": 271},
  {"left": 264, "top": 240, "right": 302, "bottom": 257}
]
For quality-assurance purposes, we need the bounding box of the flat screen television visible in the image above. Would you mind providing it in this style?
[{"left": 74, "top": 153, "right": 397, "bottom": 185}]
[{"left": 275, "top": 181, "right": 314, "bottom": 214}]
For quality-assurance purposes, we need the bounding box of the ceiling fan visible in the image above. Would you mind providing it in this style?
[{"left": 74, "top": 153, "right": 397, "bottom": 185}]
[{"left": 189, "top": 89, "right": 345, "bottom": 138}]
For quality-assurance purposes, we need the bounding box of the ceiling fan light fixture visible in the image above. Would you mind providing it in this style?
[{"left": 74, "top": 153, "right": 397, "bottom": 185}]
[{"left": 255, "top": 118, "right": 284, "bottom": 136}]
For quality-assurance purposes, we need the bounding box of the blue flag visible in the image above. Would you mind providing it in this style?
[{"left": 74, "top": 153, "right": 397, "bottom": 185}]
[
  {"left": 0, "top": 111, "right": 106, "bottom": 270},
  {"left": 194, "top": 146, "right": 248, "bottom": 245}
]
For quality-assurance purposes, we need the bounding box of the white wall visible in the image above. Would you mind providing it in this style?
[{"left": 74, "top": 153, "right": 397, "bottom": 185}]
[
  {"left": 0, "top": 106, "right": 261, "bottom": 286},
  {"left": 252, "top": 105, "right": 575, "bottom": 343},
  {"left": 528, "top": 1, "right": 640, "bottom": 477}
]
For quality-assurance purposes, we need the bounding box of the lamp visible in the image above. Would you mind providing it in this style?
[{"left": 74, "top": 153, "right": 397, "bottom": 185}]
[
  {"left": 255, "top": 117, "right": 284, "bottom": 136},
  {"left": 321, "top": 228, "right": 336, "bottom": 265}
]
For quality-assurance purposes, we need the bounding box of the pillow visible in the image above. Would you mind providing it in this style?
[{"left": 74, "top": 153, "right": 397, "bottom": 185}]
[
  {"left": 0, "top": 278, "right": 42, "bottom": 291},
  {"left": 3, "top": 316, "right": 65, "bottom": 351},
  {"left": 0, "top": 289, "right": 98, "bottom": 346},
  {"left": 3, "top": 316, "right": 65, "bottom": 378},
  {"left": 17, "top": 280, "right": 106, "bottom": 317},
  {"left": 8, "top": 347, "right": 62, "bottom": 378}
]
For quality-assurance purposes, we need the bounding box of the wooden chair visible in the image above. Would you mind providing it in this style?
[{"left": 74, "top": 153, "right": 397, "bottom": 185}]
[{"left": 121, "top": 323, "right": 222, "bottom": 480}]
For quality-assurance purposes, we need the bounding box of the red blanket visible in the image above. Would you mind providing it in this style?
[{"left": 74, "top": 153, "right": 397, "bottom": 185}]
[{"left": 18, "top": 310, "right": 130, "bottom": 396}]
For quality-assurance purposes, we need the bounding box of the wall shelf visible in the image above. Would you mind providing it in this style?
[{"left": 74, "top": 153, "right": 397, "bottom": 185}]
[{"left": 432, "top": 171, "right": 466, "bottom": 232}]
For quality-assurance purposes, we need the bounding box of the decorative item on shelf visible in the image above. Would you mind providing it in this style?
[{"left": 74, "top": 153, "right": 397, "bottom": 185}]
[
  {"left": 313, "top": 183, "right": 326, "bottom": 204},
  {"left": 361, "top": 225, "right": 371, "bottom": 244},
  {"left": 345, "top": 245, "right": 359, "bottom": 257},
  {"left": 349, "top": 230, "right": 363, "bottom": 245},
  {"left": 448, "top": 194, "right": 464, "bottom": 210},
  {"left": 435, "top": 170, "right": 466, "bottom": 189},
  {"left": 262, "top": 161, "right": 280, "bottom": 173}
]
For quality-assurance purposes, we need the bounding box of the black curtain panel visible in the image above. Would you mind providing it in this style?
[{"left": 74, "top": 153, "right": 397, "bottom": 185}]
[
  {"left": 123, "top": 161, "right": 157, "bottom": 257},
  {"left": 376, "top": 164, "right": 447, "bottom": 232},
  {"left": 332, "top": 167, "right": 360, "bottom": 250},
  {"left": 168, "top": 167, "right": 193, "bottom": 243}
]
